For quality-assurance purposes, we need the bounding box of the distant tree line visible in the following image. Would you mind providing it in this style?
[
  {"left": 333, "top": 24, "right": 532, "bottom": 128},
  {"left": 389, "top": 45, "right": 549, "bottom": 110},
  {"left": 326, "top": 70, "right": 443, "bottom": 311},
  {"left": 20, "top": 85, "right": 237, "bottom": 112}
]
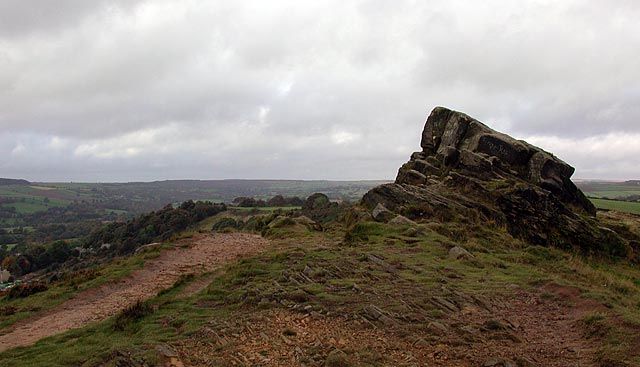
[
  {"left": 232, "top": 195, "right": 304, "bottom": 208},
  {"left": 0, "top": 178, "right": 30, "bottom": 186}
]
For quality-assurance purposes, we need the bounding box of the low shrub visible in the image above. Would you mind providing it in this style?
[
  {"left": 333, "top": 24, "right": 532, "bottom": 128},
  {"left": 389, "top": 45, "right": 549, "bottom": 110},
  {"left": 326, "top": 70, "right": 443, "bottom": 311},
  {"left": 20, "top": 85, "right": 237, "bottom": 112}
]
[
  {"left": 5, "top": 282, "right": 48, "bottom": 299},
  {"left": 0, "top": 305, "right": 17, "bottom": 316},
  {"left": 211, "top": 217, "right": 239, "bottom": 231}
]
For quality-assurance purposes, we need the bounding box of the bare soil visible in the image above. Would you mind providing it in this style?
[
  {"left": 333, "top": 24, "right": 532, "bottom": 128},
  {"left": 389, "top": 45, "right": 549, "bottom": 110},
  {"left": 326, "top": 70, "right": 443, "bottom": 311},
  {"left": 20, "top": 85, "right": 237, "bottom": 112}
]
[
  {"left": 0, "top": 233, "right": 269, "bottom": 352},
  {"left": 171, "top": 284, "right": 600, "bottom": 366}
]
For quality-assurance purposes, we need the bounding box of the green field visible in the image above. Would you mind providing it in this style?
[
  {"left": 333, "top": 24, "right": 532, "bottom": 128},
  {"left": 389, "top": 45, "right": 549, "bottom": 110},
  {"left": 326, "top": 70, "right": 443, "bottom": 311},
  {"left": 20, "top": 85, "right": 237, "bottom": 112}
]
[
  {"left": 577, "top": 181, "right": 640, "bottom": 200},
  {"left": 590, "top": 198, "right": 640, "bottom": 215},
  {"left": 2, "top": 198, "right": 68, "bottom": 214}
]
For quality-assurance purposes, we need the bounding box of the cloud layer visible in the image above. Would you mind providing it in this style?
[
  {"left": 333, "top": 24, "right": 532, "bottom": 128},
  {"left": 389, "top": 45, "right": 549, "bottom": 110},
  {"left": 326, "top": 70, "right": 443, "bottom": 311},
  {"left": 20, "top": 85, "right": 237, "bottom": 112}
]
[{"left": 1, "top": 0, "right": 638, "bottom": 181}]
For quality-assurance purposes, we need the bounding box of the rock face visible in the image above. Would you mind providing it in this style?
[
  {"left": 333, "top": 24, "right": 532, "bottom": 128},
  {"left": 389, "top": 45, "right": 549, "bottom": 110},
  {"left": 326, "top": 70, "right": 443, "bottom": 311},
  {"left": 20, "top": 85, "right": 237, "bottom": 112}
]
[{"left": 363, "top": 107, "right": 629, "bottom": 256}]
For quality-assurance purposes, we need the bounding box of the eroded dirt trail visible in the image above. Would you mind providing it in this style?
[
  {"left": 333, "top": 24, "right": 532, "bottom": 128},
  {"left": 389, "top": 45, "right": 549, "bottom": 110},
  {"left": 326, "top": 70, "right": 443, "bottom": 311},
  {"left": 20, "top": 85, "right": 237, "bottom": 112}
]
[
  {"left": 173, "top": 285, "right": 598, "bottom": 366},
  {"left": 0, "top": 233, "right": 269, "bottom": 352}
]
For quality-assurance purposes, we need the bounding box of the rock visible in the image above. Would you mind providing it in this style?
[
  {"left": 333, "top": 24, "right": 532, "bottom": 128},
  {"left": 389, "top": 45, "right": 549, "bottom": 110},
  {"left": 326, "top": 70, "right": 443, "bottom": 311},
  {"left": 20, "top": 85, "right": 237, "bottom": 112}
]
[
  {"left": 431, "top": 296, "right": 459, "bottom": 313},
  {"left": 397, "top": 169, "right": 427, "bottom": 185},
  {"left": 514, "top": 356, "right": 537, "bottom": 367},
  {"left": 427, "top": 321, "right": 448, "bottom": 335},
  {"left": 155, "top": 343, "right": 185, "bottom": 367},
  {"left": 303, "top": 265, "right": 313, "bottom": 277},
  {"left": 294, "top": 215, "right": 323, "bottom": 231},
  {"left": 294, "top": 215, "right": 315, "bottom": 226},
  {"left": 325, "top": 349, "right": 349, "bottom": 367},
  {"left": 448, "top": 246, "right": 472, "bottom": 260},
  {"left": 482, "top": 319, "right": 508, "bottom": 331},
  {"left": 490, "top": 331, "right": 523, "bottom": 343},
  {"left": 0, "top": 270, "right": 11, "bottom": 283},
  {"left": 155, "top": 344, "right": 177, "bottom": 357},
  {"left": 366, "top": 254, "right": 396, "bottom": 273},
  {"left": 362, "top": 106, "right": 631, "bottom": 257},
  {"left": 483, "top": 359, "right": 515, "bottom": 367},
  {"left": 363, "top": 304, "right": 384, "bottom": 320},
  {"left": 363, "top": 305, "right": 396, "bottom": 326},
  {"left": 372, "top": 203, "right": 395, "bottom": 222},
  {"left": 403, "top": 227, "right": 419, "bottom": 237},
  {"left": 388, "top": 215, "right": 416, "bottom": 226},
  {"left": 134, "top": 242, "right": 162, "bottom": 254}
]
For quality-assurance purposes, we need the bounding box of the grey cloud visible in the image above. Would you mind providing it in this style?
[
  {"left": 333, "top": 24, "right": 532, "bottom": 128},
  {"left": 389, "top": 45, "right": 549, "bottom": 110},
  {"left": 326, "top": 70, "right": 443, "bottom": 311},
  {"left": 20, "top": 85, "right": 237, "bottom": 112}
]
[
  {"left": 0, "top": 0, "right": 144, "bottom": 38},
  {"left": 0, "top": 0, "right": 638, "bottom": 181}
]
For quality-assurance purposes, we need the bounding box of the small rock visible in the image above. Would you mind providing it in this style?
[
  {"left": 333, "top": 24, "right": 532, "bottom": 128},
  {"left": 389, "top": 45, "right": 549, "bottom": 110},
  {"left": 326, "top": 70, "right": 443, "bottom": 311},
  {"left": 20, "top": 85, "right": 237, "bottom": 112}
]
[
  {"left": 431, "top": 296, "right": 459, "bottom": 313},
  {"left": 482, "top": 319, "right": 508, "bottom": 331},
  {"left": 378, "top": 314, "right": 396, "bottom": 326},
  {"left": 325, "top": 349, "right": 349, "bottom": 367},
  {"left": 483, "top": 359, "right": 515, "bottom": 367},
  {"left": 459, "top": 325, "right": 477, "bottom": 335},
  {"left": 135, "top": 242, "right": 162, "bottom": 254},
  {"left": 514, "top": 356, "right": 537, "bottom": 367},
  {"left": 363, "top": 305, "right": 384, "bottom": 320},
  {"left": 155, "top": 344, "right": 177, "bottom": 357},
  {"left": 372, "top": 203, "right": 395, "bottom": 222},
  {"left": 303, "top": 265, "right": 313, "bottom": 277},
  {"left": 403, "top": 227, "right": 419, "bottom": 237},
  {"left": 490, "top": 331, "right": 523, "bottom": 343},
  {"left": 388, "top": 215, "right": 417, "bottom": 226},
  {"left": 448, "top": 246, "right": 473, "bottom": 260},
  {"left": 366, "top": 253, "right": 396, "bottom": 273},
  {"left": 427, "top": 321, "right": 448, "bottom": 335}
]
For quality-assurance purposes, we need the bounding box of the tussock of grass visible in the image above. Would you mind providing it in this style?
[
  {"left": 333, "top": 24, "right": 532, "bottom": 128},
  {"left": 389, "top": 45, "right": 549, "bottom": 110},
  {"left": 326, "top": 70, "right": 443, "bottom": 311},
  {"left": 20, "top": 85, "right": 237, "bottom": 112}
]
[{"left": 112, "top": 300, "right": 154, "bottom": 331}]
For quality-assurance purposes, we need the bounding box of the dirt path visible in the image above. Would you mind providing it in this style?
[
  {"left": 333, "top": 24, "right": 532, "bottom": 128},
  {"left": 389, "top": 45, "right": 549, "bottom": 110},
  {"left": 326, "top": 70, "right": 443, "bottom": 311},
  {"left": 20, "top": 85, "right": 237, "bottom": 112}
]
[
  {"left": 0, "top": 233, "right": 269, "bottom": 352},
  {"left": 172, "top": 286, "right": 598, "bottom": 366}
]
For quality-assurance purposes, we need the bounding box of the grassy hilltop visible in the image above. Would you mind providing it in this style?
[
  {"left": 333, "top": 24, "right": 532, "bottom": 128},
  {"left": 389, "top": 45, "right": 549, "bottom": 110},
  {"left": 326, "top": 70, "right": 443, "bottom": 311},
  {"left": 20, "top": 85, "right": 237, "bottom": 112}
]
[{"left": 0, "top": 197, "right": 639, "bottom": 366}]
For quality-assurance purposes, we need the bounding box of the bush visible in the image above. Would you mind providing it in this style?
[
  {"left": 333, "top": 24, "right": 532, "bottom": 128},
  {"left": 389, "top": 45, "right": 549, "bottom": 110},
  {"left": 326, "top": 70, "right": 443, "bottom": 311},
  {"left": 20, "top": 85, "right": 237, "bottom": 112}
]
[
  {"left": 211, "top": 217, "right": 239, "bottom": 231},
  {"left": 84, "top": 201, "right": 226, "bottom": 255},
  {"left": 5, "top": 282, "right": 48, "bottom": 299},
  {"left": 243, "top": 216, "right": 269, "bottom": 232},
  {"left": 0, "top": 305, "right": 17, "bottom": 316},
  {"left": 267, "top": 217, "right": 296, "bottom": 229}
]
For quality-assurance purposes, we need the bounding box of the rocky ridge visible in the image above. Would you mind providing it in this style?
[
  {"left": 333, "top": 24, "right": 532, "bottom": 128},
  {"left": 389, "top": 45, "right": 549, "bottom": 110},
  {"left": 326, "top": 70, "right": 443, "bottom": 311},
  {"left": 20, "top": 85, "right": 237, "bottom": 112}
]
[{"left": 363, "top": 107, "right": 631, "bottom": 257}]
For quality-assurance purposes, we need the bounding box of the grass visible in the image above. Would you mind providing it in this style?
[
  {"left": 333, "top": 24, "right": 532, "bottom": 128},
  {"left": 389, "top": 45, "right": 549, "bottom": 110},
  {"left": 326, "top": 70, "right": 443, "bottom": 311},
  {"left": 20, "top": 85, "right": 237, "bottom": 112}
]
[
  {"left": 1, "top": 211, "right": 640, "bottom": 366},
  {"left": 590, "top": 198, "right": 640, "bottom": 215},
  {"left": 578, "top": 181, "right": 640, "bottom": 200},
  {"left": 112, "top": 300, "right": 154, "bottom": 331},
  {"left": 0, "top": 192, "right": 68, "bottom": 214}
]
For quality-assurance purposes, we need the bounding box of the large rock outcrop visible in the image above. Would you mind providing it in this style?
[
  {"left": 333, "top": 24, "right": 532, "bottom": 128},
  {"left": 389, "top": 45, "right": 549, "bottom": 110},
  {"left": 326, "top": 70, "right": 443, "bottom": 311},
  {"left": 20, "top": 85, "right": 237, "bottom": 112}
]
[{"left": 363, "top": 107, "right": 629, "bottom": 257}]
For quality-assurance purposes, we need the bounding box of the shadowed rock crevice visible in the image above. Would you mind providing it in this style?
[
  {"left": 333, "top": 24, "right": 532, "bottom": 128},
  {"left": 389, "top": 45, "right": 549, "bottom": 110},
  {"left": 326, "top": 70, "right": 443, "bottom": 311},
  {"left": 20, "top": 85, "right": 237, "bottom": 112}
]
[{"left": 364, "top": 107, "right": 630, "bottom": 257}]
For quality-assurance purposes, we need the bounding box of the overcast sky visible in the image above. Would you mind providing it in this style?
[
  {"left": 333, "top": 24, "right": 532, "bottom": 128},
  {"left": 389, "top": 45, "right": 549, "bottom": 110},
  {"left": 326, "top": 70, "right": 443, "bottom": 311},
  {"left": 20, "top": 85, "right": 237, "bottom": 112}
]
[{"left": 1, "top": 0, "right": 638, "bottom": 182}]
